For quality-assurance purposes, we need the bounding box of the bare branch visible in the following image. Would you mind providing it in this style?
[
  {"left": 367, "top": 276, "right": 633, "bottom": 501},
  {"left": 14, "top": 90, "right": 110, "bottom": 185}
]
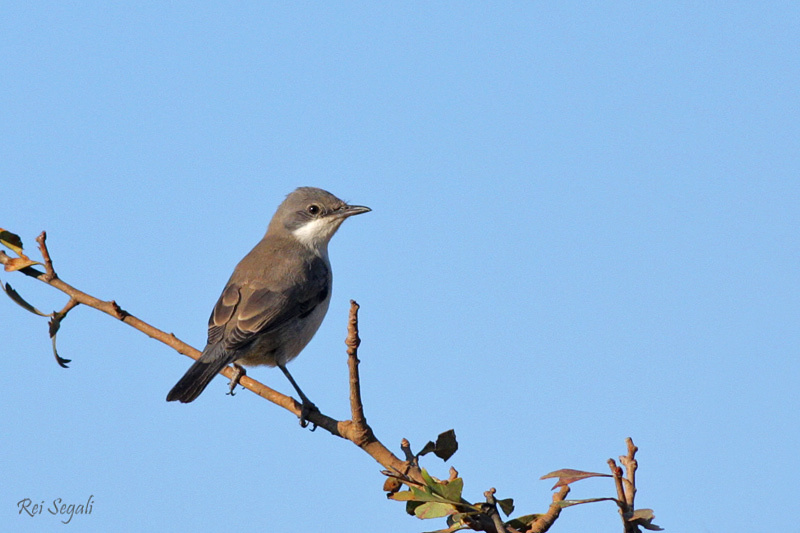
[
  {"left": 346, "top": 300, "right": 367, "bottom": 430},
  {"left": 609, "top": 454, "right": 639, "bottom": 533},
  {"left": 619, "top": 437, "right": 638, "bottom": 508},
  {"left": 35, "top": 231, "right": 56, "bottom": 281},
  {"left": 483, "top": 488, "right": 512, "bottom": 533},
  {"left": 1, "top": 231, "right": 412, "bottom": 478},
  {"left": 527, "top": 486, "right": 570, "bottom": 533}
]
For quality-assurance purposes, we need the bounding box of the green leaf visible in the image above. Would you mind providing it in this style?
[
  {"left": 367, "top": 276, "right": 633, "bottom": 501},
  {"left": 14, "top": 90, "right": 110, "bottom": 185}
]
[
  {"left": 418, "top": 469, "right": 463, "bottom": 503},
  {"left": 1, "top": 281, "right": 50, "bottom": 316},
  {"left": 447, "top": 512, "right": 470, "bottom": 526},
  {"left": 423, "top": 525, "right": 468, "bottom": 533},
  {"left": 388, "top": 490, "right": 416, "bottom": 502},
  {"left": 439, "top": 477, "right": 463, "bottom": 502},
  {"left": 420, "top": 469, "right": 439, "bottom": 490},
  {"left": 0, "top": 229, "right": 24, "bottom": 255},
  {"left": 505, "top": 514, "right": 542, "bottom": 530},
  {"left": 414, "top": 501, "right": 455, "bottom": 519},
  {"left": 406, "top": 500, "right": 424, "bottom": 516},
  {"left": 496, "top": 497, "right": 514, "bottom": 516},
  {"left": 423, "top": 524, "right": 468, "bottom": 533},
  {"left": 410, "top": 486, "right": 446, "bottom": 503}
]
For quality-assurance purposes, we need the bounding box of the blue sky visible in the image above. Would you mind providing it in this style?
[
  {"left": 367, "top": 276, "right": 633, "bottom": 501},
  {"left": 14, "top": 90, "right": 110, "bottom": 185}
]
[{"left": 2, "top": 3, "right": 798, "bottom": 532}]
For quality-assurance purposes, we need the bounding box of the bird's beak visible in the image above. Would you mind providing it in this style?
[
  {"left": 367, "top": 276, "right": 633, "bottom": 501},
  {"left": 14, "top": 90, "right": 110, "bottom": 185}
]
[{"left": 334, "top": 204, "right": 371, "bottom": 218}]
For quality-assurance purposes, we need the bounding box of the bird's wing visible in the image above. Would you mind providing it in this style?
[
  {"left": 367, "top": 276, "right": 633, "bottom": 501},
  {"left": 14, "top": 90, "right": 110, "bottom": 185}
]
[{"left": 206, "top": 257, "right": 330, "bottom": 351}]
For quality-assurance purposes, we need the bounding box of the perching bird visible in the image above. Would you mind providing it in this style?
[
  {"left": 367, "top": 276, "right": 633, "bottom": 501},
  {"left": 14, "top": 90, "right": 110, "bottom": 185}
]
[{"left": 166, "top": 187, "right": 370, "bottom": 421}]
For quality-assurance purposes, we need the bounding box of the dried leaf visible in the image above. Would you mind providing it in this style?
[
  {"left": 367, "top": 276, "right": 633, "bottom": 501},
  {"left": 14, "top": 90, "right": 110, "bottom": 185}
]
[
  {"left": 48, "top": 312, "right": 71, "bottom": 368},
  {"left": 434, "top": 429, "right": 458, "bottom": 461},
  {"left": 1, "top": 281, "right": 50, "bottom": 316},
  {"left": 51, "top": 332, "right": 71, "bottom": 368},
  {"left": 0, "top": 229, "right": 24, "bottom": 255},
  {"left": 419, "top": 440, "right": 436, "bottom": 457},
  {"left": 383, "top": 476, "right": 403, "bottom": 493},
  {"left": 629, "top": 508, "right": 664, "bottom": 531},
  {"left": 555, "top": 497, "right": 619, "bottom": 508},
  {"left": 418, "top": 429, "right": 458, "bottom": 461},
  {"left": 540, "top": 468, "right": 612, "bottom": 489},
  {"left": 4, "top": 255, "right": 40, "bottom": 272}
]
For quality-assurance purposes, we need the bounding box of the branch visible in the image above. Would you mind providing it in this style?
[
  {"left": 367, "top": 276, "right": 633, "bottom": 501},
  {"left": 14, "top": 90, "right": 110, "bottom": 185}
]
[
  {"left": 346, "top": 301, "right": 367, "bottom": 428},
  {"left": 3, "top": 230, "right": 600, "bottom": 532},
  {"left": 1, "top": 231, "right": 411, "bottom": 478},
  {"left": 527, "top": 486, "right": 570, "bottom": 533},
  {"left": 609, "top": 437, "right": 643, "bottom": 533},
  {"left": 483, "top": 488, "right": 514, "bottom": 533},
  {"left": 619, "top": 437, "right": 638, "bottom": 508}
]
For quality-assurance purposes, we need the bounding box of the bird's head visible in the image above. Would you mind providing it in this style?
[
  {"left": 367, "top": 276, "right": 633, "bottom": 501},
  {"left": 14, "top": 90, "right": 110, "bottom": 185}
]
[{"left": 270, "top": 187, "right": 371, "bottom": 253}]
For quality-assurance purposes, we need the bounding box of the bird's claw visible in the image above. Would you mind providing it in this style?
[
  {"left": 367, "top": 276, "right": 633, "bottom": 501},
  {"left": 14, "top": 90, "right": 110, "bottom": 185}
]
[
  {"left": 299, "top": 400, "right": 319, "bottom": 430},
  {"left": 226, "top": 364, "right": 246, "bottom": 396}
]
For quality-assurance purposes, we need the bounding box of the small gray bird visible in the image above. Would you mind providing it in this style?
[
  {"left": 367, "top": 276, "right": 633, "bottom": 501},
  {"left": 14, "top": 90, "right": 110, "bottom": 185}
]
[{"left": 166, "top": 187, "right": 370, "bottom": 415}]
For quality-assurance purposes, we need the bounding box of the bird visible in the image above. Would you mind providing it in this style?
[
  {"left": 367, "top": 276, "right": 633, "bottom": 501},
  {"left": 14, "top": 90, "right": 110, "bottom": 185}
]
[{"left": 166, "top": 187, "right": 370, "bottom": 422}]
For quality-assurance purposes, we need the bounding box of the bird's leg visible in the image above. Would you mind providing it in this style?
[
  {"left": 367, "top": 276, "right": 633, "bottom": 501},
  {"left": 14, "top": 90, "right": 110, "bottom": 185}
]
[
  {"left": 278, "top": 363, "right": 318, "bottom": 428},
  {"left": 226, "top": 363, "right": 246, "bottom": 396}
]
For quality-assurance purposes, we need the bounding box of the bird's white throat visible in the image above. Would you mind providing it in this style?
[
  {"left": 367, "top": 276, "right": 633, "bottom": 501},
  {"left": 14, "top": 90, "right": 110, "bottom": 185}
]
[{"left": 292, "top": 217, "right": 342, "bottom": 256}]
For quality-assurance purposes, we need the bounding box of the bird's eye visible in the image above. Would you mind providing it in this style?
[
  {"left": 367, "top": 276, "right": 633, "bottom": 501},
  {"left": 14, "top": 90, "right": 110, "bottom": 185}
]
[{"left": 307, "top": 204, "right": 321, "bottom": 216}]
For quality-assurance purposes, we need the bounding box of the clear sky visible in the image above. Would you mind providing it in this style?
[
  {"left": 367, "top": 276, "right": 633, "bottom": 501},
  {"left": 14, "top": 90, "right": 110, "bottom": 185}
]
[{"left": 2, "top": 3, "right": 798, "bottom": 532}]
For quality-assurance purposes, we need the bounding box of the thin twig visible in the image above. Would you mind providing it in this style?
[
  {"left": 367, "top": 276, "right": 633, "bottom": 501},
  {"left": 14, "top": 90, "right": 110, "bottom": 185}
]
[
  {"left": 483, "top": 488, "right": 511, "bottom": 533},
  {"left": 609, "top": 457, "right": 638, "bottom": 533},
  {"left": 57, "top": 298, "right": 80, "bottom": 317},
  {"left": 346, "top": 300, "right": 367, "bottom": 429},
  {"left": 35, "top": 231, "right": 56, "bottom": 281},
  {"left": 619, "top": 437, "right": 638, "bottom": 508},
  {"left": 400, "top": 438, "right": 415, "bottom": 462}
]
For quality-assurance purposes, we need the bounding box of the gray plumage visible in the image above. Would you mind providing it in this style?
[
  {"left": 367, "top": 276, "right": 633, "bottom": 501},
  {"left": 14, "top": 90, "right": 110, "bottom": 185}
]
[{"left": 167, "top": 187, "right": 370, "bottom": 403}]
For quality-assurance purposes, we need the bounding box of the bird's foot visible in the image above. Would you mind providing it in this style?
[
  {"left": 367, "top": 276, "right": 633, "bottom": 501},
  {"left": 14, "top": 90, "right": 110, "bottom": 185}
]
[
  {"left": 299, "top": 399, "right": 319, "bottom": 430},
  {"left": 226, "top": 364, "right": 246, "bottom": 396}
]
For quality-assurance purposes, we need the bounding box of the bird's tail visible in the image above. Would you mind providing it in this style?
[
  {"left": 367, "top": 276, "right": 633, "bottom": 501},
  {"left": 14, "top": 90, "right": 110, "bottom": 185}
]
[{"left": 166, "top": 347, "right": 233, "bottom": 403}]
